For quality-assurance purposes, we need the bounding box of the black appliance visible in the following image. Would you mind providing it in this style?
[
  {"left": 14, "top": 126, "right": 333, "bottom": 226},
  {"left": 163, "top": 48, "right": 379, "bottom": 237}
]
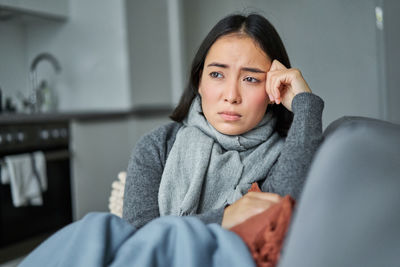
[{"left": 0, "top": 121, "right": 72, "bottom": 262}]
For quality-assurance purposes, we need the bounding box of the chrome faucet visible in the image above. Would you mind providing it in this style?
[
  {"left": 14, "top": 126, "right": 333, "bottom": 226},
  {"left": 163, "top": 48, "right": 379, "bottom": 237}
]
[{"left": 29, "top": 53, "right": 61, "bottom": 113}]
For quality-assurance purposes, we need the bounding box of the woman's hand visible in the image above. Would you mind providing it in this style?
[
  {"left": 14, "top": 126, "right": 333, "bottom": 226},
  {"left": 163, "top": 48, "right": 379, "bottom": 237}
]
[
  {"left": 221, "top": 192, "right": 282, "bottom": 229},
  {"left": 266, "top": 59, "right": 312, "bottom": 111}
]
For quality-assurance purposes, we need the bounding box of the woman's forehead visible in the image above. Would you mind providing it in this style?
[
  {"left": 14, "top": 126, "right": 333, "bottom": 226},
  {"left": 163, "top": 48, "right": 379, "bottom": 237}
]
[{"left": 205, "top": 35, "right": 271, "bottom": 67}]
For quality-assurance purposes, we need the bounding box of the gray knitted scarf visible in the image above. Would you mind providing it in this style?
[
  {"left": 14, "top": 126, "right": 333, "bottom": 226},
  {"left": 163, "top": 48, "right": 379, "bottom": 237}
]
[{"left": 158, "top": 96, "right": 284, "bottom": 216}]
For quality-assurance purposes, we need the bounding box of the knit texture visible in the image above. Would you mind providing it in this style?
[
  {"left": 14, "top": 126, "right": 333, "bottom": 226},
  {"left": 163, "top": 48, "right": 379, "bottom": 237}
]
[
  {"left": 123, "top": 93, "right": 324, "bottom": 229},
  {"left": 158, "top": 97, "right": 284, "bottom": 216}
]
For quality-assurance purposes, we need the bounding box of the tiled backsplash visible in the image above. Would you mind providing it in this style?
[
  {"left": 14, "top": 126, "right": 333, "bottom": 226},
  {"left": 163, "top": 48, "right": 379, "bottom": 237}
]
[{"left": 0, "top": 0, "right": 131, "bottom": 113}]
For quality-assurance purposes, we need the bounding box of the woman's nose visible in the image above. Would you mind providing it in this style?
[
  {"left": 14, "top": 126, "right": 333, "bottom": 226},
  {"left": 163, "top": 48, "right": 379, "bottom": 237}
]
[{"left": 223, "top": 80, "right": 242, "bottom": 104}]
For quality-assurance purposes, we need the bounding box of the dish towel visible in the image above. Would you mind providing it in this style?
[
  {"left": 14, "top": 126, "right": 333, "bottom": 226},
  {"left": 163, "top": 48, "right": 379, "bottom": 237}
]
[
  {"left": 4, "top": 151, "right": 47, "bottom": 207},
  {"left": 1, "top": 160, "right": 10, "bottom": 184}
]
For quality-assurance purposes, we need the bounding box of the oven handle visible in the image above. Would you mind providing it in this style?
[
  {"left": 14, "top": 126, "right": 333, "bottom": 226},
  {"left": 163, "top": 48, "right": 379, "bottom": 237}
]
[{"left": 45, "top": 149, "right": 70, "bottom": 161}]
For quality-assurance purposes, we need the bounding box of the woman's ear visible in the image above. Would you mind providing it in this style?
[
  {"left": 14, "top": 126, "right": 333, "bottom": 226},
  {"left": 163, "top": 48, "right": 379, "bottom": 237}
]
[{"left": 198, "top": 84, "right": 203, "bottom": 96}]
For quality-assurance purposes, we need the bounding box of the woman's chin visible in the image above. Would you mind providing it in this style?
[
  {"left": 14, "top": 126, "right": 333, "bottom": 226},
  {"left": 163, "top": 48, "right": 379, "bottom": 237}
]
[{"left": 214, "top": 124, "right": 249, "bottom": 136}]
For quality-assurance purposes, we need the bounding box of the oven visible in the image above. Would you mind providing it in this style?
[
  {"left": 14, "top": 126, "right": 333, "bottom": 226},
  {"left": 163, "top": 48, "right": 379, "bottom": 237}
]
[{"left": 0, "top": 121, "right": 72, "bottom": 262}]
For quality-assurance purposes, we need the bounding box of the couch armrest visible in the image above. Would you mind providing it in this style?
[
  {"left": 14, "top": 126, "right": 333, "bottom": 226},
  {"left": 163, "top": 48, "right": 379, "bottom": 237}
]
[{"left": 323, "top": 116, "right": 398, "bottom": 138}]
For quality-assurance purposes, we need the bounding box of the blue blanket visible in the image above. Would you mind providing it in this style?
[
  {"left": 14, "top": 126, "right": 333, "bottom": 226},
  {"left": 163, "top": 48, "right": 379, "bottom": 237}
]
[{"left": 20, "top": 212, "right": 255, "bottom": 267}]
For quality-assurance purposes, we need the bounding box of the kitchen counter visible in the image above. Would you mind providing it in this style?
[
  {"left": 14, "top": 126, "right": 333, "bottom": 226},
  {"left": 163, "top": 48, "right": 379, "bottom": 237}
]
[{"left": 0, "top": 106, "right": 173, "bottom": 125}]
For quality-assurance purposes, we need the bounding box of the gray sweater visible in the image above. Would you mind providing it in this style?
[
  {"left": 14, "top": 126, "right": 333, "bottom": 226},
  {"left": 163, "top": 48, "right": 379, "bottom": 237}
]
[{"left": 123, "top": 93, "right": 324, "bottom": 229}]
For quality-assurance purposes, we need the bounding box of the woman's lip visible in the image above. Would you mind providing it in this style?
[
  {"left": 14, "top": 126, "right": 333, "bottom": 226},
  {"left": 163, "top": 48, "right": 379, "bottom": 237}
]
[{"left": 218, "top": 112, "right": 242, "bottom": 121}]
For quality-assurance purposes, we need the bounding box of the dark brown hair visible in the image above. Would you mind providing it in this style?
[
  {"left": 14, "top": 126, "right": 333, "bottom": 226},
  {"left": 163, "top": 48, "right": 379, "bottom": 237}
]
[{"left": 170, "top": 13, "right": 293, "bottom": 136}]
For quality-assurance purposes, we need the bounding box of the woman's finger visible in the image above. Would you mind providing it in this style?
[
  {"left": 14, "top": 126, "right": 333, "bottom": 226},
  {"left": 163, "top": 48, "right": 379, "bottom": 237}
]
[
  {"left": 267, "top": 61, "right": 312, "bottom": 111},
  {"left": 246, "top": 191, "right": 282, "bottom": 203},
  {"left": 270, "top": 59, "right": 287, "bottom": 71},
  {"left": 266, "top": 71, "right": 275, "bottom": 103},
  {"left": 266, "top": 70, "right": 281, "bottom": 103},
  {"left": 266, "top": 59, "right": 287, "bottom": 103},
  {"left": 276, "top": 75, "right": 288, "bottom": 104},
  {"left": 222, "top": 192, "right": 282, "bottom": 228},
  {"left": 268, "top": 71, "right": 284, "bottom": 104}
]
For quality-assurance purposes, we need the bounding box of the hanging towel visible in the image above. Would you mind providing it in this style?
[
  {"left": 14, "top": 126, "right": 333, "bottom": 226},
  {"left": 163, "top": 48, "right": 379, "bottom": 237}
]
[
  {"left": 4, "top": 151, "right": 47, "bottom": 207},
  {"left": 1, "top": 160, "right": 10, "bottom": 184},
  {"left": 31, "top": 151, "right": 47, "bottom": 192}
]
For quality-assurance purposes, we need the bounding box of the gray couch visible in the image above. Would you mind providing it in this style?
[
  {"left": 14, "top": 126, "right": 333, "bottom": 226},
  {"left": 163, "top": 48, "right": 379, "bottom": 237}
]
[{"left": 279, "top": 116, "right": 400, "bottom": 267}]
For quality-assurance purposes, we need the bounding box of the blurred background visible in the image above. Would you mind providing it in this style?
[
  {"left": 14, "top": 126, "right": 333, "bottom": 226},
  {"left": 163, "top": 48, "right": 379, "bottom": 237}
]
[
  {"left": 1, "top": 0, "right": 399, "bottom": 123},
  {"left": 0, "top": 0, "right": 399, "bottom": 265}
]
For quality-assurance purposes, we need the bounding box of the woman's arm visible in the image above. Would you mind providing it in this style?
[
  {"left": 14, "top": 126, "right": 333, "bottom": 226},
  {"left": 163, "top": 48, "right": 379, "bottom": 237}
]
[
  {"left": 262, "top": 59, "right": 324, "bottom": 199},
  {"left": 261, "top": 92, "right": 324, "bottom": 199},
  {"left": 122, "top": 122, "right": 230, "bottom": 228},
  {"left": 122, "top": 123, "right": 180, "bottom": 228}
]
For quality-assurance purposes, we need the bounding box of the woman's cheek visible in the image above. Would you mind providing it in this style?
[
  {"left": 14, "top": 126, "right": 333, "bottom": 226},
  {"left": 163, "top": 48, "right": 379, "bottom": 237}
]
[
  {"left": 202, "top": 83, "right": 221, "bottom": 100},
  {"left": 247, "top": 86, "right": 269, "bottom": 106}
]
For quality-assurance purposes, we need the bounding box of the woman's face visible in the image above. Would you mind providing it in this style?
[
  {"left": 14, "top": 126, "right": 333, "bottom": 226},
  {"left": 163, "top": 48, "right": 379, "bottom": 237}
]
[{"left": 199, "top": 34, "right": 272, "bottom": 135}]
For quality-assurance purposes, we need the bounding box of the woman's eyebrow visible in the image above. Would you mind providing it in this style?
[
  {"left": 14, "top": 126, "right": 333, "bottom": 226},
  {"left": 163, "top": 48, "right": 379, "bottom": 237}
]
[
  {"left": 207, "top": 62, "right": 266, "bottom": 73},
  {"left": 207, "top": 62, "right": 228, "bottom": 68},
  {"left": 241, "top": 67, "right": 266, "bottom": 73}
]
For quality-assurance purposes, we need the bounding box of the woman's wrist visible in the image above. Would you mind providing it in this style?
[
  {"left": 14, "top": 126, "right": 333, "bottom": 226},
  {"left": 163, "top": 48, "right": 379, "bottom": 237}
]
[{"left": 291, "top": 92, "right": 324, "bottom": 115}]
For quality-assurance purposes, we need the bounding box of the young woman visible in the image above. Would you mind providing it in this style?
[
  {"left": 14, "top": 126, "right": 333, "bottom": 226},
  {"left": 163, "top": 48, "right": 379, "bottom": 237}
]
[{"left": 123, "top": 13, "right": 324, "bottom": 230}]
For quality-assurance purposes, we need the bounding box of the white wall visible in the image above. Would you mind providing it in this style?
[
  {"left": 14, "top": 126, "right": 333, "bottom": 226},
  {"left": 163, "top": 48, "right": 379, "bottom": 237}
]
[
  {"left": 125, "top": 0, "right": 174, "bottom": 107},
  {"left": 0, "top": 20, "right": 29, "bottom": 106},
  {"left": 25, "top": 0, "right": 131, "bottom": 112},
  {"left": 383, "top": 0, "right": 400, "bottom": 123},
  {"left": 0, "top": 0, "right": 131, "bottom": 112}
]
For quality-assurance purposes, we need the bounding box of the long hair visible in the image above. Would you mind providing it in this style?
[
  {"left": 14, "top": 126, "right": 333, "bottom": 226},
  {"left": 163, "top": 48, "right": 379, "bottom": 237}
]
[{"left": 170, "top": 13, "right": 293, "bottom": 136}]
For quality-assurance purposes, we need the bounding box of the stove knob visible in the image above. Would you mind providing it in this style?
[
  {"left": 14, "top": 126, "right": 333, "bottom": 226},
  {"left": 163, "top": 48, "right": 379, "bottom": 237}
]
[
  {"left": 6, "top": 133, "right": 13, "bottom": 143},
  {"left": 40, "top": 130, "right": 49, "bottom": 140},
  {"left": 51, "top": 129, "right": 60, "bottom": 138},
  {"left": 60, "top": 128, "right": 68, "bottom": 138},
  {"left": 17, "top": 132, "right": 25, "bottom": 142}
]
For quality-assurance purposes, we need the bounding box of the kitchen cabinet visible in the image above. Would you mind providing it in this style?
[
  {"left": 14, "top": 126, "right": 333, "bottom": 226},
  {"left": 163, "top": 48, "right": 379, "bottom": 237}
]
[
  {"left": 70, "top": 115, "right": 170, "bottom": 220},
  {"left": 0, "top": 0, "right": 68, "bottom": 20}
]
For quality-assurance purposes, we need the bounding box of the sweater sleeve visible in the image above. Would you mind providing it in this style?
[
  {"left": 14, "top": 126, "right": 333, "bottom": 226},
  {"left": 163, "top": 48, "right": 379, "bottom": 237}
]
[
  {"left": 122, "top": 122, "right": 225, "bottom": 228},
  {"left": 122, "top": 122, "right": 180, "bottom": 228},
  {"left": 261, "top": 92, "right": 324, "bottom": 200}
]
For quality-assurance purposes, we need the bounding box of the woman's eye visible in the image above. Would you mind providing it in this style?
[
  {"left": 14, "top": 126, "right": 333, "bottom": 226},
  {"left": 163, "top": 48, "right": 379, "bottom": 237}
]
[
  {"left": 209, "top": 72, "right": 223, "bottom": 78},
  {"left": 244, "top": 76, "right": 260, "bottom": 83}
]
